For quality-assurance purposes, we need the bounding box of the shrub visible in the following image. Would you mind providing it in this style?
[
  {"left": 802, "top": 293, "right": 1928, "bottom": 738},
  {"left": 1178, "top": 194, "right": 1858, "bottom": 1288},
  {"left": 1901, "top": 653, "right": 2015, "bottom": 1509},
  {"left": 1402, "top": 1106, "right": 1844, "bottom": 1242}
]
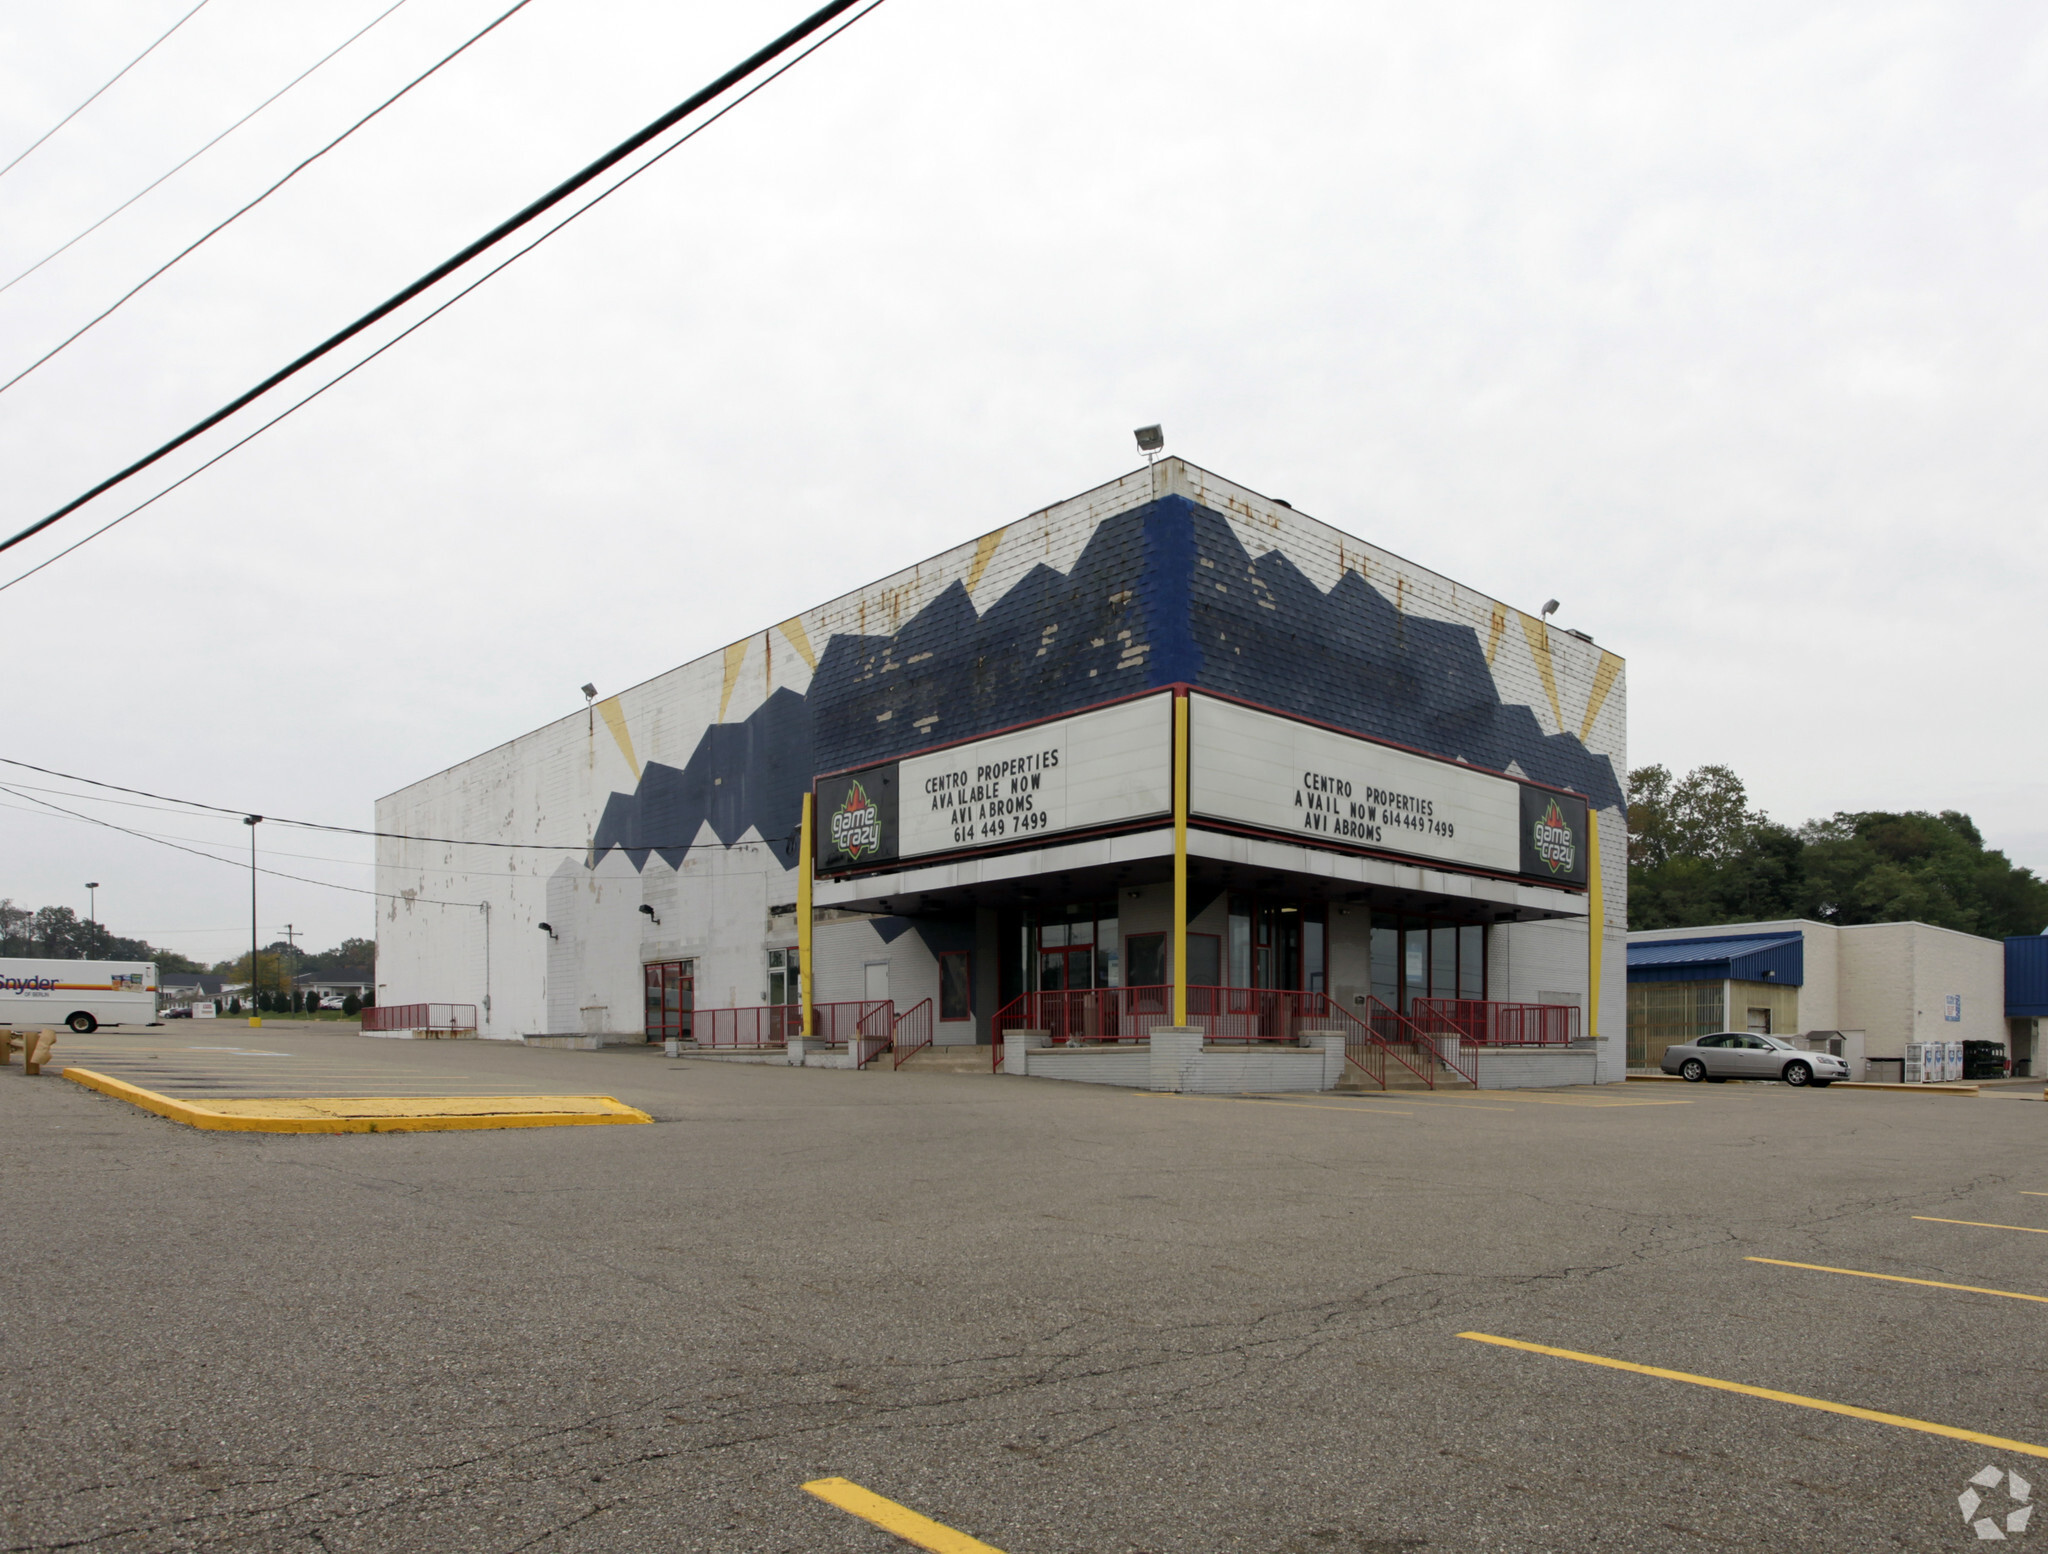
[{"left": 341, "top": 993, "right": 361, "bottom": 1017}]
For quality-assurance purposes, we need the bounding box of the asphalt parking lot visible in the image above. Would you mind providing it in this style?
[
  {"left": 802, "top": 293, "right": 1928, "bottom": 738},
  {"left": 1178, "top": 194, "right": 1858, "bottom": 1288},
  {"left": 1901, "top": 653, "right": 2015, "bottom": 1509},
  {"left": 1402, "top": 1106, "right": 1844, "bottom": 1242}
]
[{"left": 4, "top": 1032, "right": 2046, "bottom": 1553}]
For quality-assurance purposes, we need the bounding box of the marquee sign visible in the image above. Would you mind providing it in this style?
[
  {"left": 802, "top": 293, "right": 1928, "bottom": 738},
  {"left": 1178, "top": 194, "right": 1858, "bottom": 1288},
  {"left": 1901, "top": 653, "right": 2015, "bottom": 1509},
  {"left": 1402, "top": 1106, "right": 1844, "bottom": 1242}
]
[
  {"left": 1186, "top": 694, "right": 1589, "bottom": 887},
  {"left": 813, "top": 689, "right": 1587, "bottom": 887},
  {"left": 814, "top": 694, "right": 1173, "bottom": 875}
]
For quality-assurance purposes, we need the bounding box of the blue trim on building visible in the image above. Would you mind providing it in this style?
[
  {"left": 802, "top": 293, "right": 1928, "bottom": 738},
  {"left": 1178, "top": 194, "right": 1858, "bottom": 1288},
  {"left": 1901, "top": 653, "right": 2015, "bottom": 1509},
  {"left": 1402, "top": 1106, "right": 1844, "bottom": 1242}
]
[
  {"left": 588, "top": 494, "right": 1629, "bottom": 872},
  {"left": 1628, "top": 932, "right": 1804, "bottom": 987},
  {"left": 2007, "top": 935, "right": 2048, "bottom": 1018}
]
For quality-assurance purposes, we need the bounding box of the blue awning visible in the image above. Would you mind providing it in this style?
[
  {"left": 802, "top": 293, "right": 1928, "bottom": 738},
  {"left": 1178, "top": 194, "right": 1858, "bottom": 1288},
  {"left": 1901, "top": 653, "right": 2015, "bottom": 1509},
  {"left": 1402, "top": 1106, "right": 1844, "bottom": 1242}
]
[{"left": 1628, "top": 932, "right": 1803, "bottom": 987}]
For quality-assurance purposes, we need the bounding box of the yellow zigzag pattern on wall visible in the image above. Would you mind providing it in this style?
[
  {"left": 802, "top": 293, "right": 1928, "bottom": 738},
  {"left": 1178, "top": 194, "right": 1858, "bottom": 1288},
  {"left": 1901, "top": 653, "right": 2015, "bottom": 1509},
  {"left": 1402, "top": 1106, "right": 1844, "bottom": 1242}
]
[
  {"left": 776, "top": 617, "right": 817, "bottom": 670},
  {"left": 1579, "top": 651, "right": 1622, "bottom": 742},
  {"left": 965, "top": 528, "right": 1006, "bottom": 596},
  {"left": 719, "top": 638, "right": 750, "bottom": 722},
  {"left": 1484, "top": 603, "right": 1508, "bottom": 665},
  {"left": 596, "top": 697, "right": 640, "bottom": 781},
  {"left": 1517, "top": 612, "right": 1563, "bottom": 730}
]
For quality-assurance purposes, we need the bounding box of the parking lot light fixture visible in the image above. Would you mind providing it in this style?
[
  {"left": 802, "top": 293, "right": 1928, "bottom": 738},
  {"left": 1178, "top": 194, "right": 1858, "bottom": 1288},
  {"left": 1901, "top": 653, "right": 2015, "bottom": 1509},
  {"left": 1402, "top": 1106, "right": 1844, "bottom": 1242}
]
[{"left": 243, "top": 816, "right": 262, "bottom": 1027}]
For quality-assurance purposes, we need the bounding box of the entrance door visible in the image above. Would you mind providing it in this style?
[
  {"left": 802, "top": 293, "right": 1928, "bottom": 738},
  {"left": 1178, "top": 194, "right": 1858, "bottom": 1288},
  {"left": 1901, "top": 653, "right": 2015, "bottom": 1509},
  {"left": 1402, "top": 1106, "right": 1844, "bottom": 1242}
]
[
  {"left": 864, "top": 962, "right": 890, "bottom": 1004},
  {"left": 644, "top": 961, "right": 693, "bottom": 1041},
  {"left": 1037, "top": 946, "right": 1093, "bottom": 990}
]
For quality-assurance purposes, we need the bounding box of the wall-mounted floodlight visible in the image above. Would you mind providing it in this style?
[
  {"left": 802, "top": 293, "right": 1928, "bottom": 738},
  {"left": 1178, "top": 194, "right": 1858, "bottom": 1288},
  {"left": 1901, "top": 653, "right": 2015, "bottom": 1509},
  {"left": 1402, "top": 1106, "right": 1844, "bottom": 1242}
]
[
  {"left": 1134, "top": 424, "right": 1164, "bottom": 466},
  {"left": 581, "top": 683, "right": 597, "bottom": 702},
  {"left": 537, "top": 921, "right": 559, "bottom": 941},
  {"left": 638, "top": 904, "right": 661, "bottom": 926},
  {"left": 1540, "top": 599, "right": 1560, "bottom": 623}
]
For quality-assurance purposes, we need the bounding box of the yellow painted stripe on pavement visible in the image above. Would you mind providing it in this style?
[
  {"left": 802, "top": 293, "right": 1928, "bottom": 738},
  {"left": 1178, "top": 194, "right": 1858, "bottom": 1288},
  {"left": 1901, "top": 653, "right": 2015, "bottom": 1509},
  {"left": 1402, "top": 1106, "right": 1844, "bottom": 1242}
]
[
  {"left": 1459, "top": 1332, "right": 2048, "bottom": 1460},
  {"left": 1913, "top": 1216, "right": 2048, "bottom": 1235},
  {"left": 802, "top": 1477, "right": 1005, "bottom": 1554},
  {"left": 64, "top": 1068, "right": 651, "bottom": 1133},
  {"left": 1747, "top": 1257, "right": 2048, "bottom": 1305},
  {"left": 1138, "top": 1093, "right": 1415, "bottom": 1116}
]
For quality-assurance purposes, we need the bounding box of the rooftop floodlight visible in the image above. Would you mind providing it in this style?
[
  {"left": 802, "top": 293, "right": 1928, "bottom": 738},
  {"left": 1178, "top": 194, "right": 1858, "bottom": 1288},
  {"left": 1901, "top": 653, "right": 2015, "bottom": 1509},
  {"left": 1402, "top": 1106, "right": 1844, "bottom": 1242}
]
[
  {"left": 638, "top": 904, "right": 661, "bottom": 926},
  {"left": 581, "top": 683, "right": 597, "bottom": 701},
  {"left": 1540, "top": 598, "right": 1560, "bottom": 622},
  {"left": 1133, "top": 424, "right": 1164, "bottom": 464}
]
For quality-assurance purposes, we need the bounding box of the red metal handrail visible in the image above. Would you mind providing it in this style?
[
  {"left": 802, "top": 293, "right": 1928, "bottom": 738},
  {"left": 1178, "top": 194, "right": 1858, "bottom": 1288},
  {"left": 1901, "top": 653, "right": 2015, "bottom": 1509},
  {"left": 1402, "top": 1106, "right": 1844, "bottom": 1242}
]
[
  {"left": 985, "top": 985, "right": 1475, "bottom": 1087},
  {"left": 694, "top": 1000, "right": 887, "bottom": 1049},
  {"left": 853, "top": 1000, "right": 902, "bottom": 1069},
  {"left": 1359, "top": 995, "right": 1477, "bottom": 1086},
  {"left": 362, "top": 1002, "right": 475, "bottom": 1033},
  {"left": 992, "top": 986, "right": 1333, "bottom": 1046},
  {"left": 1410, "top": 997, "right": 1579, "bottom": 1046},
  {"left": 887, "top": 998, "right": 935, "bottom": 1069}
]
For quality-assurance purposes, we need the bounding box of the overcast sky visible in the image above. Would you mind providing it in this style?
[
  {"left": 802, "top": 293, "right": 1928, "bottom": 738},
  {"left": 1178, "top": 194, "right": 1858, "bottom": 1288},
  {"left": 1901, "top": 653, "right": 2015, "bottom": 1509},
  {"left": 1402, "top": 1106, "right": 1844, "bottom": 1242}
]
[{"left": 1, "top": 0, "right": 2043, "bottom": 963}]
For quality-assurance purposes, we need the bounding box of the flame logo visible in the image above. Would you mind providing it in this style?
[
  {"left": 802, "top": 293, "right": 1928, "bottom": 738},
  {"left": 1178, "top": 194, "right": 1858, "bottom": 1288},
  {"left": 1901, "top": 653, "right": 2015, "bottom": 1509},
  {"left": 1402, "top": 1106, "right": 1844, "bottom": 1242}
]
[{"left": 1533, "top": 797, "right": 1575, "bottom": 874}]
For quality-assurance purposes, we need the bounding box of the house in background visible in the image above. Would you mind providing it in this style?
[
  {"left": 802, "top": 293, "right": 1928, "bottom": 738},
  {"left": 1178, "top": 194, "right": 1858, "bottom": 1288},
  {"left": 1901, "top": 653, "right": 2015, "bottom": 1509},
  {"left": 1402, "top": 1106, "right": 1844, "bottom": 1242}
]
[
  {"left": 296, "top": 970, "right": 373, "bottom": 1007},
  {"left": 158, "top": 972, "right": 226, "bottom": 1012}
]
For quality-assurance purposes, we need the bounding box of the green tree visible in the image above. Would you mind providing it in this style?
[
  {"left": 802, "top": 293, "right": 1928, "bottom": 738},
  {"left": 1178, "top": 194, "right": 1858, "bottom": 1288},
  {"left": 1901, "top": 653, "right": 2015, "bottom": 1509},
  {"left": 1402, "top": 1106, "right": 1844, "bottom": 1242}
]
[{"left": 1628, "top": 764, "right": 2048, "bottom": 937}]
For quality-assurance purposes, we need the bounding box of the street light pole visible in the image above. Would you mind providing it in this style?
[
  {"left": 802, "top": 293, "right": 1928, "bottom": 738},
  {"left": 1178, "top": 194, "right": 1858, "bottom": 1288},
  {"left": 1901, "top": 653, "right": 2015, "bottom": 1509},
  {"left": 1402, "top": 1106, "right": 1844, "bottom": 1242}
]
[
  {"left": 243, "top": 816, "right": 262, "bottom": 1027},
  {"left": 84, "top": 882, "right": 98, "bottom": 935}
]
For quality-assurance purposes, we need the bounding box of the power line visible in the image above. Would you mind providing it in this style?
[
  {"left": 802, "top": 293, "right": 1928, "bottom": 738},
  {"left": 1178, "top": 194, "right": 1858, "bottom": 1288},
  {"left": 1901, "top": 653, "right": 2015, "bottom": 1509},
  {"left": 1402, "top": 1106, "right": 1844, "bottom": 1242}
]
[
  {"left": 0, "top": 782, "right": 481, "bottom": 907},
  {"left": 0, "top": 0, "right": 869, "bottom": 561},
  {"left": 0, "top": 0, "right": 892, "bottom": 594},
  {"left": 0, "top": 0, "right": 415, "bottom": 299},
  {"left": 0, "top": 0, "right": 537, "bottom": 399},
  {"left": 0, "top": 0, "right": 212, "bottom": 183},
  {"left": 0, "top": 758, "right": 805, "bottom": 856},
  {"left": 0, "top": 787, "right": 792, "bottom": 874}
]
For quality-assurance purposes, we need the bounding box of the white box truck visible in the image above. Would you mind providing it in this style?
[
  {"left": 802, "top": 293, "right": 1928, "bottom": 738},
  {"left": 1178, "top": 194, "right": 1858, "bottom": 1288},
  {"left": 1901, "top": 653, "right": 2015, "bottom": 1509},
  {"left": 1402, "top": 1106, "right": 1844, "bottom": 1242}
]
[{"left": 0, "top": 959, "right": 159, "bottom": 1033}]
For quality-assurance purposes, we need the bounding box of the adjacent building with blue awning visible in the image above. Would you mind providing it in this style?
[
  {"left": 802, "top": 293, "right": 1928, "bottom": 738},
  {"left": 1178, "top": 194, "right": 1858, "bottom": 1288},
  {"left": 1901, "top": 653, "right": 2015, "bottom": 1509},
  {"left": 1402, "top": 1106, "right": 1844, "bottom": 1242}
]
[{"left": 1629, "top": 918, "right": 2009, "bottom": 1078}]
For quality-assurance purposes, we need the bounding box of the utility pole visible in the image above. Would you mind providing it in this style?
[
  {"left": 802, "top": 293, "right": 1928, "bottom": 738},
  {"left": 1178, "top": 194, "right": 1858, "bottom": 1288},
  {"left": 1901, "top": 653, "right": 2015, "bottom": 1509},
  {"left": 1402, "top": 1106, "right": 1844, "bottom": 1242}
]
[{"left": 243, "top": 816, "right": 262, "bottom": 1027}]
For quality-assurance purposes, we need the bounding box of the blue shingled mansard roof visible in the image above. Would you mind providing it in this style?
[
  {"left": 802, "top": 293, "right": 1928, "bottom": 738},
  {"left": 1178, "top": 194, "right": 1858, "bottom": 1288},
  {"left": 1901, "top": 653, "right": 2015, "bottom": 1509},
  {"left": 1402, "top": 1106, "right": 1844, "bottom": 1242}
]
[{"left": 1627, "top": 932, "right": 1804, "bottom": 987}]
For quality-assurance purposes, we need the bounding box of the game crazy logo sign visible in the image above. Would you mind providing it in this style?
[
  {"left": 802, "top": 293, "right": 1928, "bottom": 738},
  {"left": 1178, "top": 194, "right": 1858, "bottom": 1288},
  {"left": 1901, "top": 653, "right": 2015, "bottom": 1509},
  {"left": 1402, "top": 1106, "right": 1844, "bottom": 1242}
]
[
  {"left": 1518, "top": 784, "right": 1589, "bottom": 886},
  {"left": 831, "top": 779, "right": 884, "bottom": 860},
  {"left": 814, "top": 765, "right": 899, "bottom": 873}
]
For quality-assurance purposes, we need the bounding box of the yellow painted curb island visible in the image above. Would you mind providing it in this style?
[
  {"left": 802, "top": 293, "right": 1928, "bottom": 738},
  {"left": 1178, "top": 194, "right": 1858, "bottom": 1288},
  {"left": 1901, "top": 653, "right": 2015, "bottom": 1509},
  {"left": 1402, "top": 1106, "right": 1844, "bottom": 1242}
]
[
  {"left": 62, "top": 1068, "right": 652, "bottom": 1134},
  {"left": 1624, "top": 1073, "right": 1977, "bottom": 1096}
]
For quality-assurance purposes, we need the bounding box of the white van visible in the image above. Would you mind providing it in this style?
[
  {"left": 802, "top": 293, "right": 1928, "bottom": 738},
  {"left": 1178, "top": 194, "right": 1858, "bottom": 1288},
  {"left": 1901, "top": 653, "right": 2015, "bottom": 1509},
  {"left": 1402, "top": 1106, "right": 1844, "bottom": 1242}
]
[{"left": 0, "top": 959, "right": 159, "bottom": 1033}]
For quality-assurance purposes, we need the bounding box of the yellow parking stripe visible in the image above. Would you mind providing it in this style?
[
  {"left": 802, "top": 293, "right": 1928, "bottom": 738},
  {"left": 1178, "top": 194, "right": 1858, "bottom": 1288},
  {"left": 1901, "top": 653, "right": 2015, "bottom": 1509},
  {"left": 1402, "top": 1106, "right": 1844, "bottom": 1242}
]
[
  {"left": 1138, "top": 1094, "right": 1416, "bottom": 1116},
  {"left": 1459, "top": 1332, "right": 2048, "bottom": 1460},
  {"left": 1913, "top": 1216, "right": 2048, "bottom": 1235},
  {"left": 802, "top": 1477, "right": 1005, "bottom": 1554},
  {"left": 1746, "top": 1257, "right": 2048, "bottom": 1305}
]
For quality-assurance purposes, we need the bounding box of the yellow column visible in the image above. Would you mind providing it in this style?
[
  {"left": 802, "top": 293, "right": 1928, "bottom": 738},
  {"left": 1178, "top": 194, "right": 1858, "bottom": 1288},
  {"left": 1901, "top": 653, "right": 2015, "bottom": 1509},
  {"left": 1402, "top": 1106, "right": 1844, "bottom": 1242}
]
[
  {"left": 799, "top": 792, "right": 815, "bottom": 1040},
  {"left": 1586, "top": 810, "right": 1602, "bottom": 1048},
  {"left": 1173, "top": 693, "right": 1189, "bottom": 1028}
]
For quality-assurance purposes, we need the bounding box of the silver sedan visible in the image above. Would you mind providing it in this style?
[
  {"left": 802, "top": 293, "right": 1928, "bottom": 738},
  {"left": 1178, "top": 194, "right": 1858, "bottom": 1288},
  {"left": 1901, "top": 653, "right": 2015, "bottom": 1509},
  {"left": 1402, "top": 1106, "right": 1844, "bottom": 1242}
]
[{"left": 1662, "top": 1033, "right": 1850, "bottom": 1087}]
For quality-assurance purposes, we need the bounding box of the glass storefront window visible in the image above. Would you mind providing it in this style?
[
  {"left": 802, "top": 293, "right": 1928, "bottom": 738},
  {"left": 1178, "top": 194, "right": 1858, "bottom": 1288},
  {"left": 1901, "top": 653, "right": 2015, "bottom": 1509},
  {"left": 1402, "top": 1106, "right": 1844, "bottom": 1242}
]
[
  {"left": 1127, "top": 933, "right": 1166, "bottom": 987},
  {"left": 1096, "top": 913, "right": 1120, "bottom": 987},
  {"left": 940, "top": 952, "right": 971, "bottom": 1021},
  {"left": 1459, "top": 925, "right": 1484, "bottom": 999},
  {"left": 1430, "top": 925, "right": 1457, "bottom": 999},
  {"left": 1229, "top": 895, "right": 1252, "bottom": 987},
  {"left": 767, "top": 947, "right": 800, "bottom": 1007},
  {"left": 1403, "top": 918, "right": 1428, "bottom": 1009},
  {"left": 1371, "top": 913, "right": 1399, "bottom": 1005}
]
